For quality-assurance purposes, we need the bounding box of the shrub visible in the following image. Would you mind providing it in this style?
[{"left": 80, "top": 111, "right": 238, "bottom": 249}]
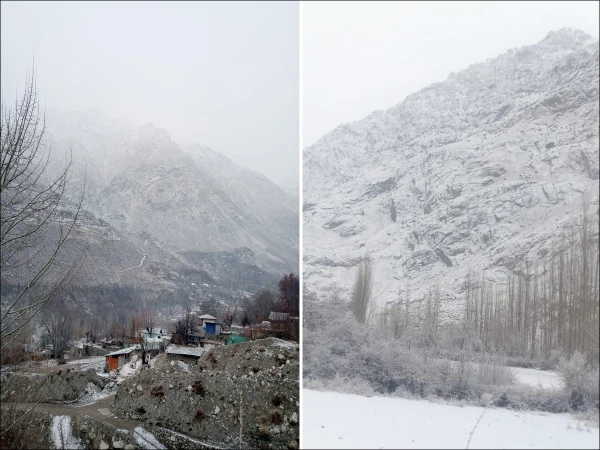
[
  {"left": 271, "top": 394, "right": 283, "bottom": 406},
  {"left": 559, "top": 352, "right": 599, "bottom": 411},
  {"left": 270, "top": 409, "right": 284, "bottom": 424},
  {"left": 151, "top": 386, "right": 164, "bottom": 397},
  {"left": 502, "top": 385, "right": 570, "bottom": 413},
  {"left": 192, "top": 379, "right": 206, "bottom": 396},
  {"left": 195, "top": 408, "right": 205, "bottom": 420}
]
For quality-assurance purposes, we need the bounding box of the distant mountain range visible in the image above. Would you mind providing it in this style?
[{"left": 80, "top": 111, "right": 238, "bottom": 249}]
[
  {"left": 303, "top": 28, "right": 599, "bottom": 318},
  {"left": 2, "top": 109, "right": 299, "bottom": 313}
]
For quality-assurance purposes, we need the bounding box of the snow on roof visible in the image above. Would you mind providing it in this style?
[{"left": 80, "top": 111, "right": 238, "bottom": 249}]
[
  {"left": 145, "top": 337, "right": 164, "bottom": 343},
  {"left": 165, "top": 345, "right": 205, "bottom": 358},
  {"left": 198, "top": 314, "right": 217, "bottom": 320},
  {"left": 268, "top": 312, "right": 290, "bottom": 321},
  {"left": 106, "top": 345, "right": 139, "bottom": 357}
]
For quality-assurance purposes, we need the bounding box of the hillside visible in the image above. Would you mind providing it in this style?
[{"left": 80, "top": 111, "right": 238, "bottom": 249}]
[
  {"left": 45, "top": 110, "right": 299, "bottom": 277},
  {"left": 303, "top": 28, "right": 599, "bottom": 316}
]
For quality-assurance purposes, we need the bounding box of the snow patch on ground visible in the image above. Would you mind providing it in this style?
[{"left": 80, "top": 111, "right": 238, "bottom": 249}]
[
  {"left": 133, "top": 427, "right": 166, "bottom": 449},
  {"left": 272, "top": 339, "right": 296, "bottom": 349},
  {"left": 51, "top": 415, "right": 84, "bottom": 449},
  {"left": 512, "top": 367, "right": 563, "bottom": 389},
  {"left": 119, "top": 359, "right": 142, "bottom": 378},
  {"left": 66, "top": 356, "right": 106, "bottom": 371},
  {"left": 76, "top": 381, "right": 117, "bottom": 405},
  {"left": 156, "top": 427, "right": 225, "bottom": 449},
  {"left": 303, "top": 389, "right": 599, "bottom": 449},
  {"left": 176, "top": 360, "right": 190, "bottom": 372}
]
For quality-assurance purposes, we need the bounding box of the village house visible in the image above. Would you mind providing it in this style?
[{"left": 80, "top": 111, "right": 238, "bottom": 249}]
[
  {"left": 205, "top": 321, "right": 225, "bottom": 336},
  {"left": 198, "top": 314, "right": 217, "bottom": 328},
  {"left": 105, "top": 345, "right": 139, "bottom": 371},
  {"left": 262, "top": 311, "right": 299, "bottom": 341}
]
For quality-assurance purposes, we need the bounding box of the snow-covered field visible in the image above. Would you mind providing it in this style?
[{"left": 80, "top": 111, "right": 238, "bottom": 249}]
[
  {"left": 66, "top": 356, "right": 106, "bottom": 372},
  {"left": 512, "top": 367, "right": 562, "bottom": 389},
  {"left": 302, "top": 389, "right": 599, "bottom": 449}
]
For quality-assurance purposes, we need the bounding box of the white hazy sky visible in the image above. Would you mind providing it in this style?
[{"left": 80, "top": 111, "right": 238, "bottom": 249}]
[
  {"left": 303, "top": 1, "right": 600, "bottom": 147},
  {"left": 1, "top": 1, "right": 299, "bottom": 187}
]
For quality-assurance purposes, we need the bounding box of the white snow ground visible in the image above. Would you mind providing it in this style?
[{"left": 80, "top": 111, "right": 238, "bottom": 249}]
[
  {"left": 512, "top": 367, "right": 563, "bottom": 389},
  {"left": 302, "top": 389, "right": 599, "bottom": 449},
  {"left": 66, "top": 356, "right": 106, "bottom": 372},
  {"left": 51, "top": 415, "right": 84, "bottom": 449}
]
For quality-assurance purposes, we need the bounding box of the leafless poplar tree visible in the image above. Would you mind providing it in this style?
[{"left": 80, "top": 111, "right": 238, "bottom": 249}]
[
  {"left": 1, "top": 68, "right": 85, "bottom": 348},
  {"left": 350, "top": 257, "right": 373, "bottom": 324}
]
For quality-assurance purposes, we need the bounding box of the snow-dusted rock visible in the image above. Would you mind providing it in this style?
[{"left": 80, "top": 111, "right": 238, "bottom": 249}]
[{"left": 303, "top": 29, "right": 599, "bottom": 318}]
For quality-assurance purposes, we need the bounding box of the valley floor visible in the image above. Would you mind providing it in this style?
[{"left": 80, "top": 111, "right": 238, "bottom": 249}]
[{"left": 302, "top": 389, "right": 599, "bottom": 449}]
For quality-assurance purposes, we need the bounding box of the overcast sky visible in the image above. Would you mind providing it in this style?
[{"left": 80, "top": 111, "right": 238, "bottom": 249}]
[
  {"left": 1, "top": 1, "right": 299, "bottom": 187},
  {"left": 303, "top": 1, "right": 600, "bottom": 147}
]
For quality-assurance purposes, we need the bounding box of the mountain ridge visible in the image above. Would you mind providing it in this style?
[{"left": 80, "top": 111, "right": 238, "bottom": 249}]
[{"left": 303, "top": 28, "right": 599, "bottom": 317}]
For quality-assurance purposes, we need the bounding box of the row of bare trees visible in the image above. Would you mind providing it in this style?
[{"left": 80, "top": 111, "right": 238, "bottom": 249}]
[
  {"left": 368, "top": 198, "right": 598, "bottom": 367},
  {"left": 464, "top": 199, "right": 599, "bottom": 364}
]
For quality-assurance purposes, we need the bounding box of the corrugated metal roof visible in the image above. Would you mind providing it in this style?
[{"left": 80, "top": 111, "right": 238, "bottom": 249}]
[{"left": 165, "top": 345, "right": 205, "bottom": 357}]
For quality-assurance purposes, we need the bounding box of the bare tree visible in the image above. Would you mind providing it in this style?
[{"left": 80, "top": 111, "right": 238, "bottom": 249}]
[
  {"left": 43, "top": 309, "right": 72, "bottom": 359},
  {"left": 129, "top": 311, "right": 143, "bottom": 343},
  {"left": 173, "top": 306, "right": 198, "bottom": 344},
  {"left": 350, "top": 257, "right": 374, "bottom": 324},
  {"left": 142, "top": 308, "right": 157, "bottom": 334},
  {"left": 86, "top": 315, "right": 101, "bottom": 344},
  {"left": 1, "top": 67, "right": 85, "bottom": 347}
]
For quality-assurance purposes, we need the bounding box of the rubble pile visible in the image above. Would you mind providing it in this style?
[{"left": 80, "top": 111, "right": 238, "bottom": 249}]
[
  {"left": 112, "top": 338, "right": 299, "bottom": 449},
  {"left": 1, "top": 368, "right": 106, "bottom": 403}
]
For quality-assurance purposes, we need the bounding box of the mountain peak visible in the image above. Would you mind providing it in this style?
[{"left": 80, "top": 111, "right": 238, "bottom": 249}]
[
  {"left": 303, "top": 28, "right": 599, "bottom": 310},
  {"left": 539, "top": 28, "right": 595, "bottom": 49}
]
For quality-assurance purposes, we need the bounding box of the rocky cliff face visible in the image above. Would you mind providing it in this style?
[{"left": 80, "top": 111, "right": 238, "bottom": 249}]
[
  {"left": 303, "top": 29, "right": 599, "bottom": 317},
  {"left": 44, "top": 110, "right": 298, "bottom": 279}
]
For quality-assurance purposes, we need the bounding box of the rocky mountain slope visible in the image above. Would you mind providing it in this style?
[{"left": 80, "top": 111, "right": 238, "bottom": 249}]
[
  {"left": 2, "top": 110, "right": 297, "bottom": 317},
  {"left": 43, "top": 109, "right": 298, "bottom": 276},
  {"left": 303, "top": 29, "right": 599, "bottom": 318}
]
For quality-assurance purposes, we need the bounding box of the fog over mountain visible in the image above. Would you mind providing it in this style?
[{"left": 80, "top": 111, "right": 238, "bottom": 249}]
[{"left": 0, "top": 109, "right": 299, "bottom": 315}]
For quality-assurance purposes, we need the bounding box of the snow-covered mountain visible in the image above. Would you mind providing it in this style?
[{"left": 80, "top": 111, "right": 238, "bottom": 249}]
[
  {"left": 45, "top": 110, "right": 299, "bottom": 277},
  {"left": 279, "top": 171, "right": 300, "bottom": 198},
  {"left": 303, "top": 29, "right": 599, "bottom": 318}
]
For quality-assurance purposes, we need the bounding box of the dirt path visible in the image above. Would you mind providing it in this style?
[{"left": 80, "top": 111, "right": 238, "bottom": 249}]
[
  {"left": 120, "top": 254, "right": 147, "bottom": 272},
  {"left": 6, "top": 395, "right": 142, "bottom": 431}
]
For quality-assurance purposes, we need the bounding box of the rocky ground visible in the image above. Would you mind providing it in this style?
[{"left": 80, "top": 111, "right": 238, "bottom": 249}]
[
  {"left": 1, "top": 368, "right": 107, "bottom": 403},
  {"left": 0, "top": 337, "right": 299, "bottom": 449},
  {"left": 112, "top": 338, "right": 300, "bottom": 449}
]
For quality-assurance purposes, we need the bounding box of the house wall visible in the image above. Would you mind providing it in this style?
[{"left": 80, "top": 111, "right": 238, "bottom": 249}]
[{"left": 107, "top": 356, "right": 119, "bottom": 371}]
